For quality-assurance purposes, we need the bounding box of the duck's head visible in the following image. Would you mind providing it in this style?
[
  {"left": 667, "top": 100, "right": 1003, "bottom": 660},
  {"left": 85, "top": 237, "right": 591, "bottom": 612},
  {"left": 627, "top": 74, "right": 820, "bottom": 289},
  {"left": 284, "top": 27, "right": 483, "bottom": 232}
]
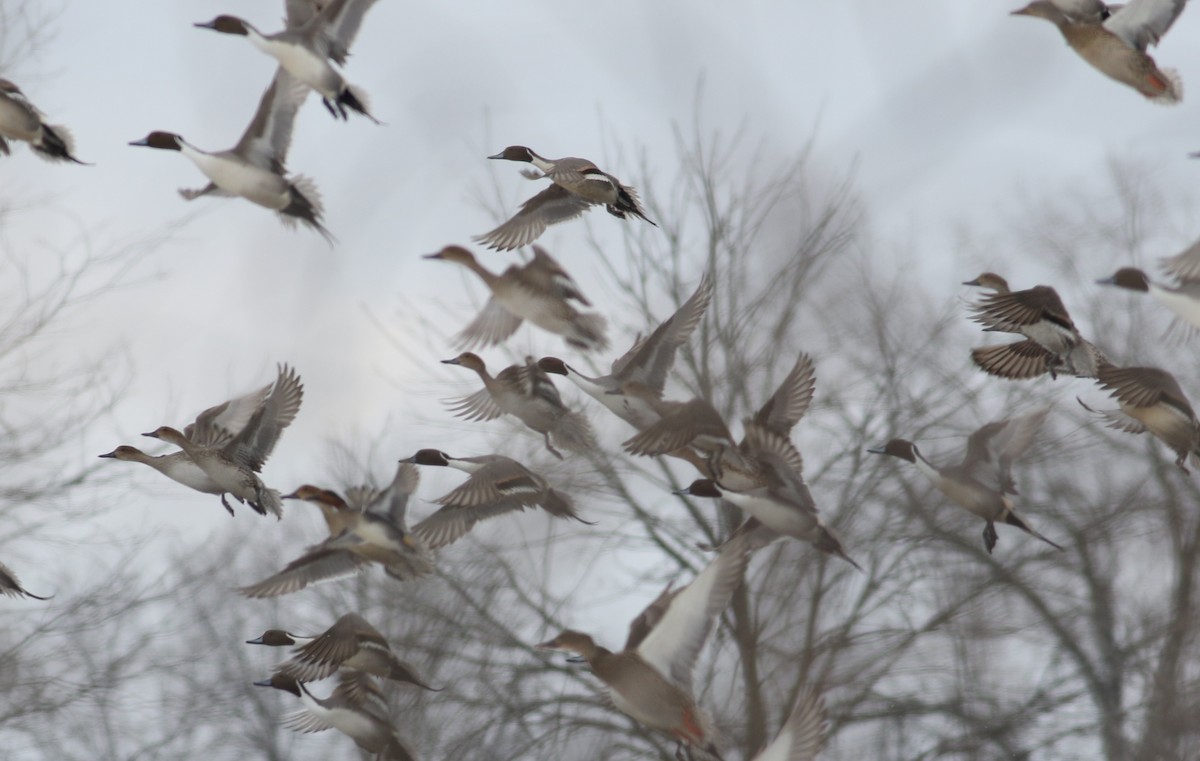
[
  {"left": 1096, "top": 267, "right": 1149, "bottom": 293},
  {"left": 402, "top": 449, "right": 453, "bottom": 467},
  {"left": 674, "top": 479, "right": 722, "bottom": 499},
  {"left": 537, "top": 356, "right": 569, "bottom": 376},
  {"left": 129, "top": 132, "right": 184, "bottom": 151},
  {"left": 1009, "top": 1, "right": 1062, "bottom": 20},
  {"left": 283, "top": 485, "right": 348, "bottom": 509},
  {"left": 246, "top": 629, "right": 297, "bottom": 647},
  {"left": 98, "top": 445, "right": 145, "bottom": 460},
  {"left": 423, "top": 245, "right": 475, "bottom": 266},
  {"left": 442, "top": 352, "right": 486, "bottom": 372},
  {"left": 867, "top": 439, "right": 918, "bottom": 463},
  {"left": 141, "top": 426, "right": 187, "bottom": 445},
  {"left": 252, "top": 672, "right": 304, "bottom": 697},
  {"left": 536, "top": 630, "right": 599, "bottom": 659},
  {"left": 194, "top": 15, "right": 250, "bottom": 35},
  {"left": 487, "top": 145, "right": 536, "bottom": 163},
  {"left": 962, "top": 272, "right": 1010, "bottom": 293}
]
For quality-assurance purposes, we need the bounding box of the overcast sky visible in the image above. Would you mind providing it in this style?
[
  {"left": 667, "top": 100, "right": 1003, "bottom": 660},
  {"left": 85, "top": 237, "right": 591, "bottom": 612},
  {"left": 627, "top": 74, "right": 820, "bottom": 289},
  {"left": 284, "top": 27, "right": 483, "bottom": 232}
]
[{"left": 5, "top": 0, "right": 1200, "bottom": 565}]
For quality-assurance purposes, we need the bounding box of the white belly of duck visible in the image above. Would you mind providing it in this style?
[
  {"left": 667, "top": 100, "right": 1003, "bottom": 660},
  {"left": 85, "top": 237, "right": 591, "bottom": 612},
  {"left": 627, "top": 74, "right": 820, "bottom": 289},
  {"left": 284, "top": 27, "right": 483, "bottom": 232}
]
[
  {"left": 182, "top": 147, "right": 290, "bottom": 210},
  {"left": 256, "top": 38, "right": 340, "bottom": 98},
  {"left": 723, "top": 491, "right": 816, "bottom": 537},
  {"left": 1153, "top": 284, "right": 1200, "bottom": 330},
  {"left": 350, "top": 520, "right": 402, "bottom": 549},
  {"left": 0, "top": 98, "right": 39, "bottom": 141},
  {"left": 1129, "top": 403, "right": 1196, "bottom": 448}
]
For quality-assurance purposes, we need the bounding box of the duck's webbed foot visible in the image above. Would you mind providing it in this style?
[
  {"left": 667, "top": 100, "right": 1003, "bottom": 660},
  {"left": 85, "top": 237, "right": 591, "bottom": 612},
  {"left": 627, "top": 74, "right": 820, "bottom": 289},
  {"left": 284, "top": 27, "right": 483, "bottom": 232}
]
[
  {"left": 220, "top": 494, "right": 236, "bottom": 517},
  {"left": 543, "top": 434, "right": 564, "bottom": 460},
  {"left": 983, "top": 521, "right": 998, "bottom": 554}
]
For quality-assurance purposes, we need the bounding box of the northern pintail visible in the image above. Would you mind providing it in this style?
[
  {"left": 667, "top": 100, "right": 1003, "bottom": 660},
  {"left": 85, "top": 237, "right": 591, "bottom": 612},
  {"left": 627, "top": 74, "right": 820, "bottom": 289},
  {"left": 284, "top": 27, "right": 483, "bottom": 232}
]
[
  {"left": 1011, "top": 0, "right": 1187, "bottom": 102},
  {"left": 964, "top": 272, "right": 1103, "bottom": 379},
  {"left": 614, "top": 382, "right": 736, "bottom": 463},
  {"left": 142, "top": 364, "right": 302, "bottom": 518},
  {"left": 475, "top": 145, "right": 657, "bottom": 251},
  {"left": 0, "top": 560, "right": 51, "bottom": 600},
  {"left": 100, "top": 376, "right": 277, "bottom": 515},
  {"left": 868, "top": 407, "right": 1064, "bottom": 553},
  {"left": 442, "top": 353, "right": 596, "bottom": 459},
  {"left": 1079, "top": 363, "right": 1200, "bottom": 471},
  {"left": 705, "top": 352, "right": 818, "bottom": 492},
  {"left": 537, "top": 274, "right": 714, "bottom": 429},
  {"left": 255, "top": 671, "right": 418, "bottom": 761},
  {"left": 0, "top": 79, "right": 86, "bottom": 164},
  {"left": 424, "top": 245, "right": 608, "bottom": 352},
  {"left": 248, "top": 612, "right": 439, "bottom": 690},
  {"left": 677, "top": 423, "right": 861, "bottom": 570},
  {"left": 752, "top": 688, "right": 826, "bottom": 761},
  {"left": 129, "top": 69, "right": 332, "bottom": 241},
  {"left": 537, "top": 535, "right": 752, "bottom": 760},
  {"left": 1097, "top": 236, "right": 1200, "bottom": 333},
  {"left": 402, "top": 449, "right": 592, "bottom": 548},
  {"left": 240, "top": 464, "right": 433, "bottom": 597},
  {"left": 195, "top": 0, "right": 382, "bottom": 122}
]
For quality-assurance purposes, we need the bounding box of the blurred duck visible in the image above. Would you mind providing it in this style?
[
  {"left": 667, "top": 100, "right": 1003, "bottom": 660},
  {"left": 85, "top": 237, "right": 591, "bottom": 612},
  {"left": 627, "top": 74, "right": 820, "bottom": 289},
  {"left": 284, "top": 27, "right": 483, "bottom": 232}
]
[
  {"left": 239, "top": 464, "right": 433, "bottom": 598},
  {"left": 255, "top": 671, "right": 417, "bottom": 761},
  {"left": 752, "top": 688, "right": 827, "bottom": 761},
  {"left": 868, "top": 407, "right": 1064, "bottom": 554},
  {"left": 1079, "top": 364, "right": 1200, "bottom": 472},
  {"left": 0, "top": 560, "right": 50, "bottom": 600},
  {"left": 424, "top": 245, "right": 607, "bottom": 352},
  {"left": 1011, "top": 0, "right": 1187, "bottom": 102},
  {"left": 100, "top": 376, "right": 276, "bottom": 515},
  {"left": 615, "top": 383, "right": 737, "bottom": 465},
  {"left": 537, "top": 274, "right": 713, "bottom": 429},
  {"left": 442, "top": 353, "right": 596, "bottom": 459},
  {"left": 402, "top": 449, "right": 592, "bottom": 548},
  {"left": 537, "top": 535, "right": 752, "bottom": 761},
  {"left": 0, "top": 78, "right": 86, "bottom": 164},
  {"left": 1097, "top": 236, "right": 1200, "bottom": 333},
  {"left": 475, "top": 145, "right": 656, "bottom": 251},
  {"left": 687, "top": 353, "right": 820, "bottom": 551},
  {"left": 247, "top": 612, "right": 439, "bottom": 690},
  {"left": 140, "top": 364, "right": 303, "bottom": 518},
  {"left": 677, "top": 423, "right": 861, "bottom": 570},
  {"left": 710, "top": 352, "right": 818, "bottom": 491},
  {"left": 195, "top": 0, "right": 383, "bottom": 122},
  {"left": 129, "top": 69, "right": 332, "bottom": 241},
  {"left": 964, "top": 272, "right": 1103, "bottom": 379}
]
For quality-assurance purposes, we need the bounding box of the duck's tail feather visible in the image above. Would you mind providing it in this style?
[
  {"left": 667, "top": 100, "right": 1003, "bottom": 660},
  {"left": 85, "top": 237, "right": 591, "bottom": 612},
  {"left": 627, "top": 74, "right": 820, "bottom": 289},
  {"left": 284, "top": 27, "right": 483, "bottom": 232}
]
[
  {"left": 1005, "top": 511, "right": 1064, "bottom": 551},
  {"left": 565, "top": 312, "right": 609, "bottom": 353},
  {"left": 339, "top": 84, "right": 381, "bottom": 124},
  {"left": 34, "top": 123, "right": 89, "bottom": 164}
]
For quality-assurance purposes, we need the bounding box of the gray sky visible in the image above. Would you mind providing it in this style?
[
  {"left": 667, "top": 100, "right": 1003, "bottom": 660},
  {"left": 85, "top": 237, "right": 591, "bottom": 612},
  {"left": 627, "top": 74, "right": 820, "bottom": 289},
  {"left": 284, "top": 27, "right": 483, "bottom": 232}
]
[{"left": 5, "top": 0, "right": 1200, "bottom": 570}]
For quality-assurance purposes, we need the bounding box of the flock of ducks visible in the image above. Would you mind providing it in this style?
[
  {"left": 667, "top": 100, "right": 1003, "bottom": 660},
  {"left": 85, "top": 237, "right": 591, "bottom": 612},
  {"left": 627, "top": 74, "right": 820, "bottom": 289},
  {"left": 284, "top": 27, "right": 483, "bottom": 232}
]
[{"left": 3, "top": 0, "right": 1199, "bottom": 759}]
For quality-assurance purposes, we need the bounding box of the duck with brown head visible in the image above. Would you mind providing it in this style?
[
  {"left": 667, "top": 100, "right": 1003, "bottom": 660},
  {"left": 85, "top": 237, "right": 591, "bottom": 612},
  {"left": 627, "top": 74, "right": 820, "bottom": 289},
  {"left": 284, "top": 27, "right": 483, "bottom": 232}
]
[
  {"left": 868, "top": 407, "right": 1064, "bottom": 554},
  {"left": 537, "top": 535, "right": 753, "bottom": 761},
  {"left": 475, "top": 145, "right": 656, "bottom": 250},
  {"left": 129, "top": 66, "right": 333, "bottom": 243},
  {"left": 441, "top": 353, "right": 596, "bottom": 459},
  {"left": 425, "top": 244, "right": 607, "bottom": 351},
  {"left": 0, "top": 78, "right": 88, "bottom": 164}
]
